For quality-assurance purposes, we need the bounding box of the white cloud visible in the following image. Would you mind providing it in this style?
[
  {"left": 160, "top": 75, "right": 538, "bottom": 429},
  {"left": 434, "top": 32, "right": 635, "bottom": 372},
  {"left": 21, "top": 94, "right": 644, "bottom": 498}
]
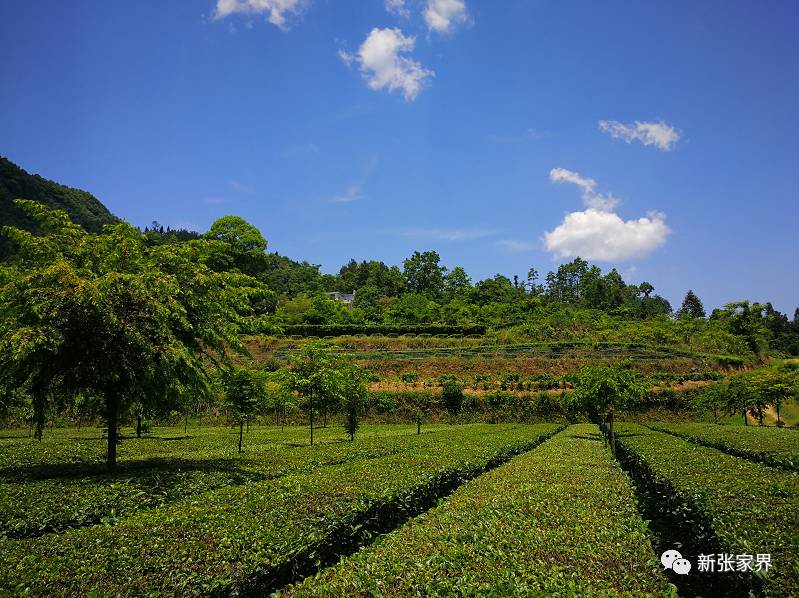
[
  {"left": 549, "top": 167, "right": 619, "bottom": 211},
  {"left": 598, "top": 119, "right": 680, "bottom": 151},
  {"left": 424, "top": 0, "right": 468, "bottom": 33},
  {"left": 544, "top": 209, "right": 670, "bottom": 261},
  {"left": 329, "top": 182, "right": 365, "bottom": 203},
  {"left": 497, "top": 239, "right": 537, "bottom": 253},
  {"left": 385, "top": 0, "right": 410, "bottom": 18},
  {"left": 213, "top": 0, "right": 306, "bottom": 29},
  {"left": 340, "top": 28, "right": 433, "bottom": 101},
  {"left": 545, "top": 168, "right": 670, "bottom": 261},
  {"left": 400, "top": 227, "right": 496, "bottom": 241}
]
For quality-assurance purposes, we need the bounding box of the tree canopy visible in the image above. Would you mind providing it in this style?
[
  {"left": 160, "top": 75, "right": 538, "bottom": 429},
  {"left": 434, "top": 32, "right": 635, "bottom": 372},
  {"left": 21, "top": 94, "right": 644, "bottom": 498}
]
[{"left": 0, "top": 200, "right": 265, "bottom": 467}]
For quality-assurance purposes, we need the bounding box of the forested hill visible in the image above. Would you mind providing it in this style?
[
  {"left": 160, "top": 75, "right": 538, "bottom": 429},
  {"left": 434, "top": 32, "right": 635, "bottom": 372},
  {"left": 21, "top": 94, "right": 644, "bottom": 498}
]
[{"left": 0, "top": 156, "right": 118, "bottom": 258}]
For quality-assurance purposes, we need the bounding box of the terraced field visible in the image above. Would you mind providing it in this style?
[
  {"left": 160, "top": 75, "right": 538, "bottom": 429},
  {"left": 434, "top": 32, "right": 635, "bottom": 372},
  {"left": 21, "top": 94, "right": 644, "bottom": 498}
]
[{"left": 2, "top": 422, "right": 796, "bottom": 596}]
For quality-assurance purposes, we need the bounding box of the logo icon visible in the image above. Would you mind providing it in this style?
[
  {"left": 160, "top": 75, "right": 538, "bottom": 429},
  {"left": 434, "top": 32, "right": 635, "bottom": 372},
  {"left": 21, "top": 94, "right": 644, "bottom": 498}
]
[{"left": 661, "top": 550, "right": 692, "bottom": 575}]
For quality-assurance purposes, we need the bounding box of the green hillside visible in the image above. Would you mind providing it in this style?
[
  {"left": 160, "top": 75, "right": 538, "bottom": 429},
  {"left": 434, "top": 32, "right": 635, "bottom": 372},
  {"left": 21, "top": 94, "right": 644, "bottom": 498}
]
[{"left": 0, "top": 156, "right": 118, "bottom": 259}]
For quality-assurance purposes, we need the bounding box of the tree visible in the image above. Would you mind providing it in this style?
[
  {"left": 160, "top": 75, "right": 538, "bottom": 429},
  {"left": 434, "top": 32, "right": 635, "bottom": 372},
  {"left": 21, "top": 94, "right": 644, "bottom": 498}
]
[
  {"left": 443, "top": 266, "right": 472, "bottom": 299},
  {"left": 639, "top": 281, "right": 654, "bottom": 298},
  {"left": 204, "top": 215, "right": 268, "bottom": 277},
  {"left": 0, "top": 201, "right": 262, "bottom": 469},
  {"left": 280, "top": 344, "right": 341, "bottom": 445},
  {"left": 223, "top": 366, "right": 266, "bottom": 453},
  {"left": 568, "top": 365, "right": 645, "bottom": 454},
  {"left": 339, "top": 365, "right": 367, "bottom": 441},
  {"left": 403, "top": 251, "right": 446, "bottom": 299},
  {"left": 693, "top": 383, "right": 726, "bottom": 423},
  {"left": 678, "top": 290, "right": 706, "bottom": 319},
  {"left": 442, "top": 378, "right": 464, "bottom": 417}
]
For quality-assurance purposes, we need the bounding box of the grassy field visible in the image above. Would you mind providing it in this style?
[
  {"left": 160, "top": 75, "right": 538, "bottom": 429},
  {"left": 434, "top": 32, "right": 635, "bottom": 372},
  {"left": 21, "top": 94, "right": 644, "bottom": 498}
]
[{"left": 2, "top": 420, "right": 797, "bottom": 596}]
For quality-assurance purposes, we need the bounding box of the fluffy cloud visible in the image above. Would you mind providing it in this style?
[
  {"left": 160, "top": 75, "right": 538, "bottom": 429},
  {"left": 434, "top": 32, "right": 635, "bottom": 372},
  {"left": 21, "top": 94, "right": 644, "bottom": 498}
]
[
  {"left": 213, "top": 0, "right": 306, "bottom": 29},
  {"left": 545, "top": 168, "right": 670, "bottom": 261},
  {"left": 340, "top": 28, "right": 433, "bottom": 101},
  {"left": 598, "top": 120, "right": 680, "bottom": 151},
  {"left": 544, "top": 209, "right": 670, "bottom": 261},
  {"left": 424, "top": 0, "right": 468, "bottom": 33},
  {"left": 385, "top": 0, "right": 410, "bottom": 18},
  {"left": 549, "top": 167, "right": 619, "bottom": 211}
]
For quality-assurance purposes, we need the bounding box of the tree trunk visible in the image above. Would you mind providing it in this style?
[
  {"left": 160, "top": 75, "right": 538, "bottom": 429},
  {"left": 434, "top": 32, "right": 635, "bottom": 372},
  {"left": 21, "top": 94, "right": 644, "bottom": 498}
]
[
  {"left": 184, "top": 409, "right": 188, "bottom": 434},
  {"left": 34, "top": 392, "right": 45, "bottom": 442},
  {"left": 309, "top": 393, "right": 314, "bottom": 446},
  {"left": 323, "top": 406, "right": 327, "bottom": 428},
  {"left": 107, "top": 394, "right": 119, "bottom": 470},
  {"left": 608, "top": 410, "right": 615, "bottom": 457},
  {"left": 77, "top": 413, "right": 82, "bottom": 431},
  {"left": 238, "top": 420, "right": 243, "bottom": 454},
  {"left": 417, "top": 416, "right": 421, "bottom": 435},
  {"left": 758, "top": 408, "right": 764, "bottom": 426},
  {"left": 777, "top": 404, "right": 782, "bottom": 425},
  {"left": 136, "top": 414, "right": 142, "bottom": 438},
  {"left": 246, "top": 419, "right": 250, "bottom": 433},
  {"left": 743, "top": 409, "right": 748, "bottom": 426}
]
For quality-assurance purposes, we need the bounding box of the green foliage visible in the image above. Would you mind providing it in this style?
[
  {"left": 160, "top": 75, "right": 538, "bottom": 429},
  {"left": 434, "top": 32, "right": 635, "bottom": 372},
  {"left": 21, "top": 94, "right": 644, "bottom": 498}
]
[
  {"left": 204, "top": 215, "right": 269, "bottom": 278},
  {"left": 0, "top": 157, "right": 118, "bottom": 260},
  {"left": 339, "top": 366, "right": 367, "bottom": 441},
  {"left": 402, "top": 250, "right": 446, "bottom": 299},
  {"left": 567, "top": 365, "right": 646, "bottom": 419},
  {"left": 0, "top": 201, "right": 264, "bottom": 467},
  {"left": 678, "top": 289, "right": 706, "bottom": 319},
  {"left": 441, "top": 379, "right": 464, "bottom": 415}
]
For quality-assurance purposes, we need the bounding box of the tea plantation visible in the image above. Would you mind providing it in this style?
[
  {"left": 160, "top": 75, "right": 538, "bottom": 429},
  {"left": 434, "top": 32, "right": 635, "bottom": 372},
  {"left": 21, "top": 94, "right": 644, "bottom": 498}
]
[{"left": 1, "top": 421, "right": 796, "bottom": 596}]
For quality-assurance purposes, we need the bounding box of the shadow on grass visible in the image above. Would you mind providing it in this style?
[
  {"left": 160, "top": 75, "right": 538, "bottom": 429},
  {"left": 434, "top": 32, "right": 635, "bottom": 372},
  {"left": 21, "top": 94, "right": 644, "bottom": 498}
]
[{"left": 0, "top": 456, "right": 265, "bottom": 483}]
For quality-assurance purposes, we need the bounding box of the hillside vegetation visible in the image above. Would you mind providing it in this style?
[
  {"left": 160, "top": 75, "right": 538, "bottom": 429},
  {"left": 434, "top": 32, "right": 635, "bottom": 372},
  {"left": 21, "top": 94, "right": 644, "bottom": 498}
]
[{"left": 0, "top": 157, "right": 118, "bottom": 260}]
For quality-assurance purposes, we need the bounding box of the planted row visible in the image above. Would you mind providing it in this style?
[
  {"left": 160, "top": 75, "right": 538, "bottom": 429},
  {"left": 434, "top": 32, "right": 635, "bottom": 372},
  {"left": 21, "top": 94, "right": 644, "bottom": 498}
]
[
  {"left": 1, "top": 424, "right": 560, "bottom": 596},
  {"left": 285, "top": 425, "right": 676, "bottom": 597},
  {"left": 616, "top": 424, "right": 799, "bottom": 597},
  {"left": 0, "top": 424, "right": 471, "bottom": 540},
  {"left": 647, "top": 422, "right": 799, "bottom": 471}
]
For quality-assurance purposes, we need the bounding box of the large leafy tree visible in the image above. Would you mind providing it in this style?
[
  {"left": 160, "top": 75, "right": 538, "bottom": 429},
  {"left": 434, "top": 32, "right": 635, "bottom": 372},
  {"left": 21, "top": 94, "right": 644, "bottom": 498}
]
[
  {"left": 0, "top": 201, "right": 262, "bottom": 468},
  {"left": 402, "top": 250, "right": 446, "bottom": 299},
  {"left": 204, "top": 215, "right": 269, "bottom": 278}
]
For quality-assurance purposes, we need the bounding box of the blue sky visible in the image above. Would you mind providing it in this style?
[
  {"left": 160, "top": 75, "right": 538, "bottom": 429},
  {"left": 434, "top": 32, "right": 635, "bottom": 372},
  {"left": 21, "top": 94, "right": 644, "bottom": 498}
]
[{"left": 1, "top": 0, "right": 797, "bottom": 313}]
